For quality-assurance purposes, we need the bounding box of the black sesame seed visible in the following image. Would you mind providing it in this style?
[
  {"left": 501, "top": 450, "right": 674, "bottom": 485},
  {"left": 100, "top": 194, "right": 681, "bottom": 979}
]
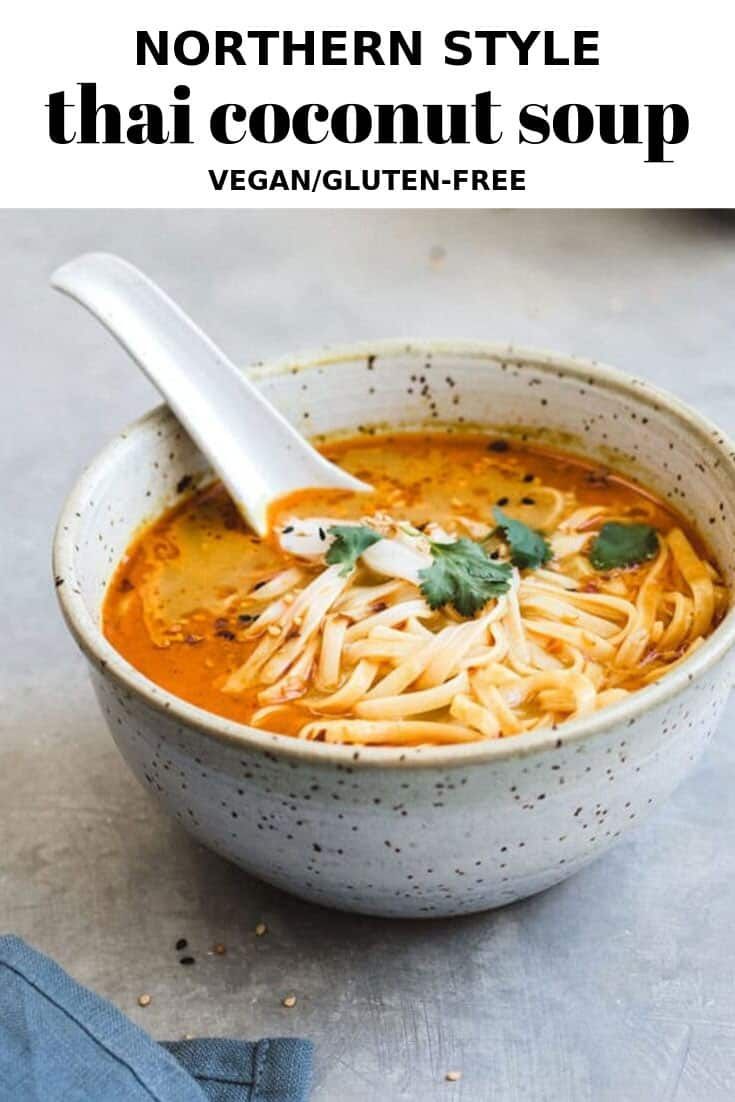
[
  {"left": 523, "top": 473, "right": 534, "bottom": 483},
  {"left": 496, "top": 497, "right": 509, "bottom": 507},
  {"left": 175, "top": 938, "right": 188, "bottom": 951},
  {"left": 488, "top": 439, "right": 509, "bottom": 452},
  {"left": 282, "top": 525, "right": 294, "bottom": 534},
  {"left": 521, "top": 497, "right": 535, "bottom": 505},
  {"left": 318, "top": 527, "right": 326, "bottom": 541},
  {"left": 179, "top": 956, "right": 195, "bottom": 966}
]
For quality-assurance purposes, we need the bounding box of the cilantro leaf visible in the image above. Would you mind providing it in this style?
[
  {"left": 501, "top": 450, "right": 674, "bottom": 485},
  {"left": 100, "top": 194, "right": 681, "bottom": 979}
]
[
  {"left": 325, "top": 525, "right": 382, "bottom": 575},
  {"left": 589, "top": 522, "right": 659, "bottom": 571},
  {"left": 419, "top": 538, "right": 513, "bottom": 617},
  {"left": 493, "top": 506, "right": 552, "bottom": 570}
]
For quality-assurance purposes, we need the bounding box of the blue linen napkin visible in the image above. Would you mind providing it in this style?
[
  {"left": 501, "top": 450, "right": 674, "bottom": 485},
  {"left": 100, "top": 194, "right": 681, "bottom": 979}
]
[{"left": 0, "top": 935, "right": 313, "bottom": 1102}]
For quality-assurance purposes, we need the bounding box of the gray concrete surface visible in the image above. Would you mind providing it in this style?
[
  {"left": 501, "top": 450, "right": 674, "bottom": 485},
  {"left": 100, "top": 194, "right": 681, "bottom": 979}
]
[{"left": 2, "top": 209, "right": 735, "bottom": 1101}]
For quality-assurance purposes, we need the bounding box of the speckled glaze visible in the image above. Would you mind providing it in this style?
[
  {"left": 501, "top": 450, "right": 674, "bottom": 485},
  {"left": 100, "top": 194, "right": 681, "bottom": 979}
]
[{"left": 54, "top": 341, "right": 735, "bottom": 917}]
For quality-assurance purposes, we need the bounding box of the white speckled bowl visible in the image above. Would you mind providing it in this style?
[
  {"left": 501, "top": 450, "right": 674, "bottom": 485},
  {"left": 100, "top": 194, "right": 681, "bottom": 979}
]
[{"left": 54, "top": 341, "right": 735, "bottom": 917}]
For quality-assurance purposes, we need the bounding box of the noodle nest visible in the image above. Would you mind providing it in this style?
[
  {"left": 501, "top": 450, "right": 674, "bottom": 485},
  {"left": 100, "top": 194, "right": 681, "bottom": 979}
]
[{"left": 218, "top": 493, "right": 725, "bottom": 746}]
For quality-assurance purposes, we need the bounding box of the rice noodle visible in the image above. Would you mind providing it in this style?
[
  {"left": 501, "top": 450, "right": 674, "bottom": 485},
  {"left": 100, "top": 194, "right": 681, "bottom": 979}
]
[
  {"left": 355, "top": 671, "right": 470, "bottom": 719},
  {"left": 298, "top": 719, "right": 485, "bottom": 745},
  {"left": 307, "top": 659, "right": 379, "bottom": 713},
  {"left": 316, "top": 616, "right": 348, "bottom": 690},
  {"left": 668, "top": 528, "right": 715, "bottom": 638}
]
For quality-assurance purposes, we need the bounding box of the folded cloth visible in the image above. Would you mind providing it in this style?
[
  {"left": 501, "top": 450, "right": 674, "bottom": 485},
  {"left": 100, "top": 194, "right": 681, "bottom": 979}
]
[{"left": 0, "top": 935, "right": 313, "bottom": 1102}]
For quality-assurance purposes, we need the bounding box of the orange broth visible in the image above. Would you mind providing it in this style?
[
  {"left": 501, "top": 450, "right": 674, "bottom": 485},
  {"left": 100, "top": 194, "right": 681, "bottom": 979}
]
[{"left": 102, "top": 432, "right": 721, "bottom": 735}]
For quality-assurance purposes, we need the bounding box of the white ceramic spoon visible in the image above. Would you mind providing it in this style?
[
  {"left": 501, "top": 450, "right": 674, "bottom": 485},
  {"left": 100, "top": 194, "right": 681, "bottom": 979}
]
[{"left": 51, "top": 252, "right": 370, "bottom": 535}]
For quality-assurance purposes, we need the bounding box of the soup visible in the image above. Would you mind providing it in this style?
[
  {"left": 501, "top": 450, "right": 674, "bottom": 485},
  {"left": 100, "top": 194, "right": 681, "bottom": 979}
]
[{"left": 103, "top": 432, "right": 727, "bottom": 746}]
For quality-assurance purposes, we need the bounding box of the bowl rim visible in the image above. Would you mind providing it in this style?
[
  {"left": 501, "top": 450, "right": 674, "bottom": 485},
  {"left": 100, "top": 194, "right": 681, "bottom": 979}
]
[{"left": 54, "top": 338, "right": 735, "bottom": 769}]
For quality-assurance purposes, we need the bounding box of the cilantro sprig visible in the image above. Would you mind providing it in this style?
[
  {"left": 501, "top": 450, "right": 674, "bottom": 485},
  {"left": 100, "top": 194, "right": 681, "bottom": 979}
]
[
  {"left": 589, "top": 522, "right": 659, "bottom": 571},
  {"left": 325, "top": 525, "right": 382, "bottom": 575},
  {"left": 419, "top": 538, "right": 512, "bottom": 618},
  {"left": 492, "top": 506, "right": 552, "bottom": 570}
]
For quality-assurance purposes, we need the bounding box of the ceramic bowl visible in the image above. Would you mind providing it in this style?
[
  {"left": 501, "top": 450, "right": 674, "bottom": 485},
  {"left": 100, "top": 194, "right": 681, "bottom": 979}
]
[{"left": 54, "top": 340, "right": 735, "bottom": 917}]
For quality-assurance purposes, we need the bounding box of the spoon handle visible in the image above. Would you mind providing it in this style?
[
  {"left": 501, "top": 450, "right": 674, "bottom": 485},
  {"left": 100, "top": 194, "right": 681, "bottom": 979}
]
[{"left": 51, "top": 252, "right": 367, "bottom": 535}]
